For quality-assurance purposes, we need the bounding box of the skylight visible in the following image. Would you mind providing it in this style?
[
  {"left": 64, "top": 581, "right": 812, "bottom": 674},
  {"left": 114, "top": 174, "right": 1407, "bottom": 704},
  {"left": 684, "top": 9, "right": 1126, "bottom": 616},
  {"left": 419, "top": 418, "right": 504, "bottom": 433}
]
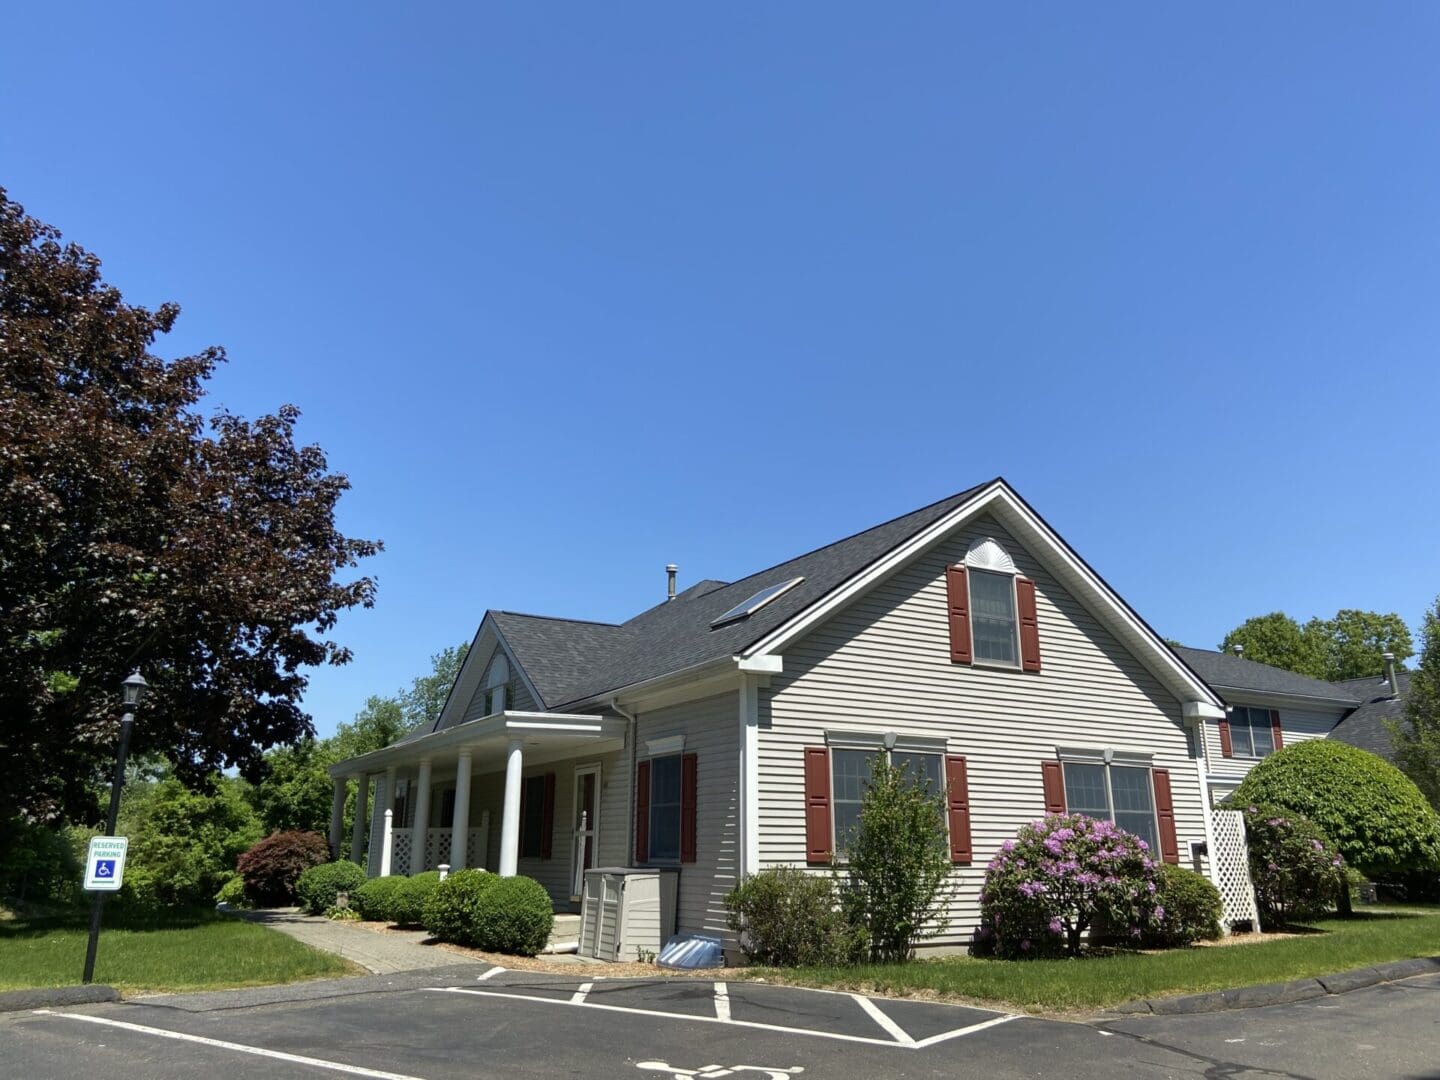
[{"left": 710, "top": 577, "right": 805, "bottom": 628}]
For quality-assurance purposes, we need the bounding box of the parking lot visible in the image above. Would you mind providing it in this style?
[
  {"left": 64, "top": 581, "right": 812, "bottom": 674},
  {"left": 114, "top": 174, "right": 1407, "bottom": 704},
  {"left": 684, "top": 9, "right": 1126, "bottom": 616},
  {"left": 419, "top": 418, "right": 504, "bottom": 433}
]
[{"left": 5, "top": 966, "right": 1439, "bottom": 1079}]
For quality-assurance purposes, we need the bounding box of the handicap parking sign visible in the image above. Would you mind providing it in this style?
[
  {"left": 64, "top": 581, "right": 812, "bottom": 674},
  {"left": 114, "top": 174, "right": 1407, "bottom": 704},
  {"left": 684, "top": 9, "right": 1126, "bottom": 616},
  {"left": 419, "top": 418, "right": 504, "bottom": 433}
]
[{"left": 84, "top": 837, "right": 128, "bottom": 892}]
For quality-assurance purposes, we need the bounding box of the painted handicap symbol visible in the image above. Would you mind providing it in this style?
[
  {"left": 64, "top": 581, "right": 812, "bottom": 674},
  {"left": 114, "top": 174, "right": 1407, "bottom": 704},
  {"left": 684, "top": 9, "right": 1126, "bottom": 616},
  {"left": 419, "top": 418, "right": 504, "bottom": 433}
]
[
  {"left": 637, "top": 1063, "right": 803, "bottom": 1080},
  {"left": 94, "top": 860, "right": 116, "bottom": 878}
]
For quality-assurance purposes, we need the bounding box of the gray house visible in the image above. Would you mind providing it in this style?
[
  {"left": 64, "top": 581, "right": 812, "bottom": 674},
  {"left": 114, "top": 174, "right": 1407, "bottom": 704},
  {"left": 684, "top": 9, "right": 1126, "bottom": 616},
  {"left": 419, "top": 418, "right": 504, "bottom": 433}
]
[{"left": 329, "top": 478, "right": 1241, "bottom": 953}]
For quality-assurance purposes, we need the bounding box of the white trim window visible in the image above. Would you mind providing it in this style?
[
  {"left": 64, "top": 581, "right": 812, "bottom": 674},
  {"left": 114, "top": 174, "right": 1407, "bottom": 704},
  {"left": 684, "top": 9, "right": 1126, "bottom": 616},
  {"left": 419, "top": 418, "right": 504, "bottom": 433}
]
[
  {"left": 484, "top": 654, "right": 510, "bottom": 715},
  {"left": 969, "top": 568, "right": 1019, "bottom": 665},
  {"left": 648, "top": 753, "right": 683, "bottom": 862},
  {"left": 1228, "top": 706, "right": 1276, "bottom": 759},
  {"left": 830, "top": 746, "right": 944, "bottom": 853},
  {"left": 1062, "top": 759, "right": 1159, "bottom": 855}
]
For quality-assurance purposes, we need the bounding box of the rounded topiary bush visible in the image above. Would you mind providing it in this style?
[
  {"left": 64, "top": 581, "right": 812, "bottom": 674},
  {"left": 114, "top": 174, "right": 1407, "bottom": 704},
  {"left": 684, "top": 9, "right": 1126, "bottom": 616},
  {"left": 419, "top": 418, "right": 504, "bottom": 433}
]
[
  {"left": 976, "top": 813, "right": 1158, "bottom": 958},
  {"left": 725, "top": 867, "right": 867, "bottom": 967},
  {"left": 390, "top": 871, "right": 442, "bottom": 927},
  {"left": 471, "top": 875, "right": 555, "bottom": 956},
  {"left": 422, "top": 869, "right": 497, "bottom": 945},
  {"left": 1241, "top": 803, "right": 1346, "bottom": 926},
  {"left": 1231, "top": 741, "right": 1440, "bottom": 882},
  {"left": 354, "top": 875, "right": 410, "bottom": 923},
  {"left": 236, "top": 830, "right": 331, "bottom": 907},
  {"left": 1144, "top": 864, "right": 1222, "bottom": 947},
  {"left": 296, "top": 861, "right": 368, "bottom": 916}
]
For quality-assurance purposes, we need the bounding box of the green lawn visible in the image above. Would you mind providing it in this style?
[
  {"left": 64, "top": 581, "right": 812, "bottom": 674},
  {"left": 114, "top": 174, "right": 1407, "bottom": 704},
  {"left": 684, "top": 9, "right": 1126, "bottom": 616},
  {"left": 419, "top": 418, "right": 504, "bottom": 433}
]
[
  {"left": 0, "top": 906, "right": 354, "bottom": 993},
  {"left": 751, "top": 907, "right": 1440, "bottom": 1013}
]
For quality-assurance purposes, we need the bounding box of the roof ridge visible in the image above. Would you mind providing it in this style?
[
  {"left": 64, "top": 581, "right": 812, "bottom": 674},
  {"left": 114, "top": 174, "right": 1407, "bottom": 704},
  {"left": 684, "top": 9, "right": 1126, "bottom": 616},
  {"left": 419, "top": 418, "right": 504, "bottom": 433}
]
[{"left": 493, "top": 610, "right": 625, "bottom": 628}]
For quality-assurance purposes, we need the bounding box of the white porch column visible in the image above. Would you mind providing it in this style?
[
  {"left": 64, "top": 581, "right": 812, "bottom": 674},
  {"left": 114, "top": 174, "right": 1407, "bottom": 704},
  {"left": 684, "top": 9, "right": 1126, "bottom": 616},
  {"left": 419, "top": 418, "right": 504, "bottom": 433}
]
[
  {"left": 449, "top": 750, "right": 473, "bottom": 870},
  {"left": 380, "top": 808, "right": 394, "bottom": 876},
  {"left": 410, "top": 759, "right": 433, "bottom": 873},
  {"left": 368, "top": 769, "right": 392, "bottom": 876},
  {"left": 499, "top": 736, "right": 524, "bottom": 877},
  {"left": 350, "top": 773, "right": 369, "bottom": 866},
  {"left": 328, "top": 777, "right": 347, "bottom": 859}
]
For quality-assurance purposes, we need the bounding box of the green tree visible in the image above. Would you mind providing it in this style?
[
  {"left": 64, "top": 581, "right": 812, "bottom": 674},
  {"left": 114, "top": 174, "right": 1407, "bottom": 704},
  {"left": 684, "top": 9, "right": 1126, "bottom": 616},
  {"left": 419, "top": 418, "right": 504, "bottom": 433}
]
[
  {"left": 399, "top": 642, "right": 469, "bottom": 731},
  {"left": 1392, "top": 596, "right": 1440, "bottom": 810},
  {"left": 1220, "top": 609, "right": 1414, "bottom": 681},
  {"left": 1231, "top": 740, "right": 1440, "bottom": 914},
  {"left": 248, "top": 739, "right": 335, "bottom": 835},
  {"left": 0, "top": 190, "right": 381, "bottom": 834},
  {"left": 1220, "top": 613, "right": 1328, "bottom": 678}
]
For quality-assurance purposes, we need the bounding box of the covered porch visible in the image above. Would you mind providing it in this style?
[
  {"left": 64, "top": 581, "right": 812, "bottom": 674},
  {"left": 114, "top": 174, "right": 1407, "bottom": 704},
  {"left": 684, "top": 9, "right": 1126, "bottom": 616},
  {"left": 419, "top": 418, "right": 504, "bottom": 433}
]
[{"left": 327, "top": 711, "right": 628, "bottom": 910}]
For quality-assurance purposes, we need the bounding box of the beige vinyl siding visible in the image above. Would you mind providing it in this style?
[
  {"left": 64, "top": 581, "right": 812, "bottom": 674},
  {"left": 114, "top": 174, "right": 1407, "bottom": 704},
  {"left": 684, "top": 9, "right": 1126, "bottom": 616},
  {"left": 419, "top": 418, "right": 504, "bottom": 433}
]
[
  {"left": 1201, "top": 700, "right": 1348, "bottom": 789},
  {"left": 758, "top": 514, "right": 1205, "bottom": 947},
  {"left": 635, "top": 693, "right": 739, "bottom": 946},
  {"left": 453, "top": 646, "right": 538, "bottom": 727}
]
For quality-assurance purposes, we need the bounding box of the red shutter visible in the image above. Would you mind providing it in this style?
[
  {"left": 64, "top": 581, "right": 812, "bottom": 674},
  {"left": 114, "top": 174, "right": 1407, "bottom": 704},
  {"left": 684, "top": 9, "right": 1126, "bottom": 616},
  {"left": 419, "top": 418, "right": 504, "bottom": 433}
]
[
  {"left": 1016, "top": 577, "right": 1041, "bottom": 672},
  {"left": 539, "top": 772, "right": 556, "bottom": 859},
  {"left": 1152, "top": 768, "right": 1180, "bottom": 865},
  {"left": 634, "top": 760, "right": 650, "bottom": 864},
  {"left": 804, "top": 747, "right": 832, "bottom": 864},
  {"left": 1041, "top": 760, "right": 1066, "bottom": 815},
  {"left": 945, "top": 565, "right": 972, "bottom": 664},
  {"left": 1219, "top": 716, "right": 1233, "bottom": 757},
  {"left": 680, "top": 753, "right": 698, "bottom": 863},
  {"left": 1270, "top": 709, "right": 1284, "bottom": 751},
  {"left": 944, "top": 755, "right": 973, "bottom": 864}
]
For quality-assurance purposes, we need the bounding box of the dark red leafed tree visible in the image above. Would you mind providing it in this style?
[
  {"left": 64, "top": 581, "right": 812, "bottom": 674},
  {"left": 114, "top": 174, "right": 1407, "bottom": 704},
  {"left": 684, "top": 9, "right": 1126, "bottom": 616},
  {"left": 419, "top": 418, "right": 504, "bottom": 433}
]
[{"left": 0, "top": 188, "right": 381, "bottom": 830}]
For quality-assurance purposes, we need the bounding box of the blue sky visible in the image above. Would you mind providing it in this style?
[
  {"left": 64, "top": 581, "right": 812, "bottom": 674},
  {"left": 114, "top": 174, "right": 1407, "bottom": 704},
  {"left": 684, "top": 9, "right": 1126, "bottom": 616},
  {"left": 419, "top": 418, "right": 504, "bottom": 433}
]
[{"left": 4, "top": 5, "right": 1437, "bottom": 737}]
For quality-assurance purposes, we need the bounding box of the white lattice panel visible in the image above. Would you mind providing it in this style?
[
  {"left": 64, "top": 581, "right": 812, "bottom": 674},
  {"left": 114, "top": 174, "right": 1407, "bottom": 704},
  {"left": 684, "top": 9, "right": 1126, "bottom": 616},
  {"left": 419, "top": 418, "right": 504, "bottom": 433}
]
[
  {"left": 1210, "top": 809, "right": 1261, "bottom": 933},
  {"left": 392, "top": 831, "right": 412, "bottom": 876},
  {"left": 427, "top": 829, "right": 451, "bottom": 868}
]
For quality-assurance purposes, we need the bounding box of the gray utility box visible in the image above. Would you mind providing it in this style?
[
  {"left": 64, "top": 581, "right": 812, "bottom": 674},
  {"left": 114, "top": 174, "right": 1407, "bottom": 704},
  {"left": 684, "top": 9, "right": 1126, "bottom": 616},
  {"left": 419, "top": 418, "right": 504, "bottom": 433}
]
[{"left": 578, "top": 867, "right": 678, "bottom": 961}]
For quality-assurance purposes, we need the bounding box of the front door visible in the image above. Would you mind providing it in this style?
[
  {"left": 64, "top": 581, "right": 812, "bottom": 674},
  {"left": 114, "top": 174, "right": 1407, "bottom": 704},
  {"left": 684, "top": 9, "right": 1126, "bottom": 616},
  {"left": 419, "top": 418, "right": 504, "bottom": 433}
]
[{"left": 572, "top": 764, "right": 600, "bottom": 900}]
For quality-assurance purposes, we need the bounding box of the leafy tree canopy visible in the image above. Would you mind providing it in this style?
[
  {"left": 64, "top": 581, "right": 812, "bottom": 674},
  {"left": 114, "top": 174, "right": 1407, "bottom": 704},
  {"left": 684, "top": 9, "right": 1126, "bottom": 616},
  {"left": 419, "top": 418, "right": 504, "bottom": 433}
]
[
  {"left": 1219, "top": 609, "right": 1414, "bottom": 682},
  {"left": 1392, "top": 595, "right": 1440, "bottom": 810},
  {"left": 0, "top": 190, "right": 380, "bottom": 829}
]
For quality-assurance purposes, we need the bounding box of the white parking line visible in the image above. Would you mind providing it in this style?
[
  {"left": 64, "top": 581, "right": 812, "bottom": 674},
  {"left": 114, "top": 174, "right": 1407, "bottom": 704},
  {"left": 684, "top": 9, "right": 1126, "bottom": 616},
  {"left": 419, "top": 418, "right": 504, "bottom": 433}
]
[
  {"left": 32, "top": 1010, "right": 426, "bottom": 1080},
  {"left": 477, "top": 966, "right": 505, "bottom": 981},
  {"left": 851, "top": 994, "right": 915, "bottom": 1047},
  {"left": 424, "top": 986, "right": 1021, "bottom": 1051},
  {"left": 572, "top": 981, "right": 594, "bottom": 1004},
  {"left": 713, "top": 981, "right": 731, "bottom": 1021}
]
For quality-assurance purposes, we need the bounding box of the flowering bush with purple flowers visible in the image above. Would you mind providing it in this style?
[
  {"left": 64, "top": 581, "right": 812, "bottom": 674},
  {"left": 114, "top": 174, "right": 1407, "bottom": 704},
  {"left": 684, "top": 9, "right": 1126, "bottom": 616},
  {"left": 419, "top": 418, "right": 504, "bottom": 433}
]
[
  {"left": 975, "top": 813, "right": 1158, "bottom": 958},
  {"left": 1241, "top": 803, "right": 1345, "bottom": 926}
]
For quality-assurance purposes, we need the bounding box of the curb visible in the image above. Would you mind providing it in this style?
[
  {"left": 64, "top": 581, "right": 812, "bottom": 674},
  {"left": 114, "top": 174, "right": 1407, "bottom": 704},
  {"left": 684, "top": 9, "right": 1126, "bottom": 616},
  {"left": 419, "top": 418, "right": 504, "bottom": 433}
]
[
  {"left": 1107, "top": 956, "right": 1440, "bottom": 1016},
  {"left": 0, "top": 985, "right": 121, "bottom": 1014}
]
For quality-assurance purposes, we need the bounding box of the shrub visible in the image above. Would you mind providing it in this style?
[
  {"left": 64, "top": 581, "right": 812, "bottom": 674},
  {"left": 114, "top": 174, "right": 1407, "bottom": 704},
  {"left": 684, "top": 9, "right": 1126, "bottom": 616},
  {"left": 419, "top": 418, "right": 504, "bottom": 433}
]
[
  {"left": 422, "top": 869, "right": 497, "bottom": 944},
  {"left": 838, "top": 755, "right": 954, "bottom": 962},
  {"left": 725, "top": 868, "right": 868, "bottom": 967},
  {"left": 1144, "top": 864, "right": 1222, "bottom": 947},
  {"left": 296, "top": 860, "right": 367, "bottom": 916},
  {"left": 470, "top": 876, "right": 555, "bottom": 956},
  {"left": 1231, "top": 741, "right": 1440, "bottom": 894},
  {"left": 326, "top": 905, "right": 361, "bottom": 921},
  {"left": 354, "top": 875, "right": 410, "bottom": 922},
  {"left": 1241, "top": 803, "right": 1346, "bottom": 926},
  {"left": 0, "top": 816, "right": 80, "bottom": 905},
  {"left": 390, "top": 871, "right": 442, "bottom": 927},
  {"left": 977, "top": 813, "right": 1158, "bottom": 958},
  {"left": 214, "top": 874, "right": 249, "bottom": 908},
  {"left": 236, "top": 830, "right": 331, "bottom": 907}
]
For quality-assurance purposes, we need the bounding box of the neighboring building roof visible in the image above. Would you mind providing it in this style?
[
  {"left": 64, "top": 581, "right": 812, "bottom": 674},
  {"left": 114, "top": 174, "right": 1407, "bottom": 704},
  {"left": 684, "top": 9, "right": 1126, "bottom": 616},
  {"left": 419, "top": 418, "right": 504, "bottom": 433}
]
[
  {"left": 489, "top": 481, "right": 994, "bottom": 709},
  {"left": 1327, "top": 671, "right": 1411, "bottom": 762},
  {"left": 1171, "top": 646, "right": 1362, "bottom": 706}
]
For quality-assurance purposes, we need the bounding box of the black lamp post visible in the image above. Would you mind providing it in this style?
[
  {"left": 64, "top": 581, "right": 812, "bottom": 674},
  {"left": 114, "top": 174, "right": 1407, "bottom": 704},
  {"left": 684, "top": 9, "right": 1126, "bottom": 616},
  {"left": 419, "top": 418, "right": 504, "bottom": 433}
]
[{"left": 82, "top": 670, "right": 147, "bottom": 985}]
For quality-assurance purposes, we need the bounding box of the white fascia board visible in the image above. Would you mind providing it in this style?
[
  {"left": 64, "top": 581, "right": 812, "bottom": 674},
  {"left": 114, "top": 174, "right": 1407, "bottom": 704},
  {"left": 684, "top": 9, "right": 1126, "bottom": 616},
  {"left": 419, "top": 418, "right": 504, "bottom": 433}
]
[
  {"left": 735, "top": 655, "right": 783, "bottom": 674},
  {"left": 740, "top": 480, "right": 1224, "bottom": 711},
  {"left": 1206, "top": 686, "right": 1360, "bottom": 711},
  {"left": 1183, "top": 701, "right": 1228, "bottom": 722}
]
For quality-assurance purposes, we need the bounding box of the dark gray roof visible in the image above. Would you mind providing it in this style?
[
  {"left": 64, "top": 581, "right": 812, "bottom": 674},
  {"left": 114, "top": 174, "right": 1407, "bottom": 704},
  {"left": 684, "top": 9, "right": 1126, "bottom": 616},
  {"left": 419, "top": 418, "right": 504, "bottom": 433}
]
[
  {"left": 1327, "top": 672, "right": 1411, "bottom": 762},
  {"left": 1171, "top": 646, "right": 1362, "bottom": 705},
  {"left": 490, "top": 481, "right": 995, "bottom": 709}
]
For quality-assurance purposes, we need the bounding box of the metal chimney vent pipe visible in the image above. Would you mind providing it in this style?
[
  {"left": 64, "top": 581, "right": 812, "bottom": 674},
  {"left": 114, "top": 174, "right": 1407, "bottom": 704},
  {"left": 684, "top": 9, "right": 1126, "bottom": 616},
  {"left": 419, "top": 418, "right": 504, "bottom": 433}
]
[
  {"left": 1232, "top": 644, "right": 1244, "bottom": 658},
  {"left": 1383, "top": 651, "right": 1399, "bottom": 698},
  {"left": 666, "top": 564, "right": 678, "bottom": 601}
]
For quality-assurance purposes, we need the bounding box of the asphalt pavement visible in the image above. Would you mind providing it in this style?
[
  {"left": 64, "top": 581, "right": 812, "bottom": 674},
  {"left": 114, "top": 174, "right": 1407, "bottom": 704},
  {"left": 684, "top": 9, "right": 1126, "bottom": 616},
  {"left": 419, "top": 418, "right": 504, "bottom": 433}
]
[{"left": 3, "top": 965, "right": 1438, "bottom": 1079}]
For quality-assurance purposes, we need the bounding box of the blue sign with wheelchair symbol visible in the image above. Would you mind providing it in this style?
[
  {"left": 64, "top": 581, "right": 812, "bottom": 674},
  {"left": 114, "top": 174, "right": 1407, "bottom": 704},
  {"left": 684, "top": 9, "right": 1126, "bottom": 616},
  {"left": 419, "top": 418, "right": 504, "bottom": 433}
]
[{"left": 94, "top": 860, "right": 116, "bottom": 879}]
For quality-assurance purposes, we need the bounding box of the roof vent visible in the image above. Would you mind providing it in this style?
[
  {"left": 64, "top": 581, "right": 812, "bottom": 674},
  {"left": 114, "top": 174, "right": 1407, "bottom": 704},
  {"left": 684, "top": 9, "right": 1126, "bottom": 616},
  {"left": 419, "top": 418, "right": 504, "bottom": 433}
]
[
  {"left": 1231, "top": 644, "right": 1244, "bottom": 658},
  {"left": 666, "top": 564, "right": 679, "bottom": 601},
  {"left": 1383, "top": 652, "right": 1399, "bottom": 698}
]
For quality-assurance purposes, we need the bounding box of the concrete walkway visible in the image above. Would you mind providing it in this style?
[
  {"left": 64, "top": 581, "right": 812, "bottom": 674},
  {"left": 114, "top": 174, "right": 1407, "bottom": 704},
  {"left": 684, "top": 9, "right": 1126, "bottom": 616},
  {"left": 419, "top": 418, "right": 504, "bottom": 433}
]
[{"left": 242, "top": 909, "right": 474, "bottom": 975}]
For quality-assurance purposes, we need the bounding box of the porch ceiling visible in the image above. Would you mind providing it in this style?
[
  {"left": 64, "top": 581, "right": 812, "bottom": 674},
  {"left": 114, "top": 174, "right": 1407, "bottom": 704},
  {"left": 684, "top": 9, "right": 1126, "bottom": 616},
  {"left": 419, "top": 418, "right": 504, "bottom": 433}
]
[{"left": 327, "top": 711, "right": 627, "bottom": 777}]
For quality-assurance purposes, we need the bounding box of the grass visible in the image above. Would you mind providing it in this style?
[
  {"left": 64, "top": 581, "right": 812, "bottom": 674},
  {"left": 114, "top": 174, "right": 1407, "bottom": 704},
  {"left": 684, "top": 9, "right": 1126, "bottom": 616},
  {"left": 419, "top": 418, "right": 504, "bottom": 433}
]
[
  {"left": 0, "top": 905, "right": 354, "bottom": 993},
  {"left": 750, "top": 906, "right": 1440, "bottom": 1013}
]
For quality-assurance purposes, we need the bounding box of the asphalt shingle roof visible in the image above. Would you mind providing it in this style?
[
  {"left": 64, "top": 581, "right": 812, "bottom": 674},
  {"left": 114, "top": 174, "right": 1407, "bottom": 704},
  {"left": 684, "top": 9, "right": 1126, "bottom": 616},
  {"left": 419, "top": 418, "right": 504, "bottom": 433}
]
[
  {"left": 1327, "top": 672, "right": 1410, "bottom": 762},
  {"left": 1171, "top": 646, "right": 1362, "bottom": 705},
  {"left": 490, "top": 481, "right": 995, "bottom": 709}
]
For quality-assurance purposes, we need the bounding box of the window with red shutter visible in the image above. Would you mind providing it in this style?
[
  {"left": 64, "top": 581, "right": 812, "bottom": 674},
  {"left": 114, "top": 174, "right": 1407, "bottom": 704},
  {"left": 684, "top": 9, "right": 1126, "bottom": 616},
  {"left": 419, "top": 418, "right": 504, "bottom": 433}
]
[
  {"left": 1270, "top": 709, "right": 1284, "bottom": 751},
  {"left": 680, "top": 753, "right": 697, "bottom": 863},
  {"left": 1219, "top": 716, "right": 1234, "bottom": 757},
  {"left": 945, "top": 565, "right": 973, "bottom": 664},
  {"left": 1152, "top": 769, "right": 1180, "bottom": 864},
  {"left": 1016, "top": 577, "right": 1041, "bottom": 672},
  {"left": 804, "top": 747, "right": 832, "bottom": 864},
  {"left": 1041, "top": 760, "right": 1066, "bottom": 814},
  {"left": 634, "top": 760, "right": 650, "bottom": 863},
  {"left": 944, "top": 755, "right": 973, "bottom": 863}
]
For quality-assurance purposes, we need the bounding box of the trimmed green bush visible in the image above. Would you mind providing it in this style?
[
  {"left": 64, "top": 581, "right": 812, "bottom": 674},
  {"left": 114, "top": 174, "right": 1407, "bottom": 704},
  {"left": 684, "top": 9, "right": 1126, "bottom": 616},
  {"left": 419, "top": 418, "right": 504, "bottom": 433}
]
[
  {"left": 354, "top": 875, "right": 409, "bottom": 923},
  {"left": 296, "top": 861, "right": 367, "bottom": 916},
  {"left": 726, "top": 867, "right": 867, "bottom": 967},
  {"left": 214, "top": 874, "right": 249, "bottom": 908},
  {"left": 1145, "top": 864, "right": 1222, "bottom": 947},
  {"left": 237, "top": 830, "right": 331, "bottom": 907},
  {"left": 391, "top": 871, "right": 442, "bottom": 926},
  {"left": 470, "top": 876, "right": 554, "bottom": 956},
  {"left": 422, "top": 869, "right": 497, "bottom": 944},
  {"left": 1241, "top": 803, "right": 1346, "bottom": 926}
]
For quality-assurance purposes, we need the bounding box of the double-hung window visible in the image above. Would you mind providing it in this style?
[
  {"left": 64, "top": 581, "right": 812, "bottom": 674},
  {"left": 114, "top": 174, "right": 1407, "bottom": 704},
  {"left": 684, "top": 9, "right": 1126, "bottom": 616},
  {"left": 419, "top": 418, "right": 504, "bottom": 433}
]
[
  {"left": 520, "top": 776, "right": 546, "bottom": 858},
  {"left": 1227, "top": 706, "right": 1275, "bottom": 758},
  {"left": 969, "top": 568, "right": 1019, "bottom": 665},
  {"left": 831, "top": 747, "right": 944, "bottom": 853},
  {"left": 1062, "top": 760, "right": 1159, "bottom": 855},
  {"left": 648, "top": 754, "right": 683, "bottom": 862}
]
